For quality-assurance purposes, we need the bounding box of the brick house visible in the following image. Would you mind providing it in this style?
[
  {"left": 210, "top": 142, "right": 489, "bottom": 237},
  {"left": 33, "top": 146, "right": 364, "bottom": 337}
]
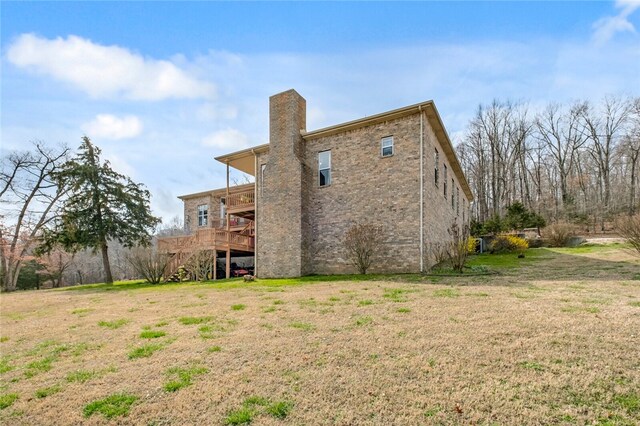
[{"left": 158, "top": 89, "right": 473, "bottom": 278}]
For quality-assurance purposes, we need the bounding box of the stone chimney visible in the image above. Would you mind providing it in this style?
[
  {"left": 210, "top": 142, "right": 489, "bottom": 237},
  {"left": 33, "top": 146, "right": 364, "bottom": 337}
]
[{"left": 257, "top": 89, "right": 306, "bottom": 278}]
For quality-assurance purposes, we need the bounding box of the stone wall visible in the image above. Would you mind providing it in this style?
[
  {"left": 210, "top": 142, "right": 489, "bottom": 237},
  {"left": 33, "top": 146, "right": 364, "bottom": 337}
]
[{"left": 183, "top": 194, "right": 220, "bottom": 233}]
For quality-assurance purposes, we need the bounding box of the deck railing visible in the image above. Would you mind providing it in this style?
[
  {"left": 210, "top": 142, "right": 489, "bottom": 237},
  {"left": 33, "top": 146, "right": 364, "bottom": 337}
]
[
  {"left": 227, "top": 190, "right": 255, "bottom": 210},
  {"left": 157, "top": 227, "right": 254, "bottom": 253}
]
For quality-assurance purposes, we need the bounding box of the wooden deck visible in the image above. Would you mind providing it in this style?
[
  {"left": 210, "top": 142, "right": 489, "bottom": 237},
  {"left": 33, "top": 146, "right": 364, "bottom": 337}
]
[{"left": 157, "top": 228, "right": 254, "bottom": 254}]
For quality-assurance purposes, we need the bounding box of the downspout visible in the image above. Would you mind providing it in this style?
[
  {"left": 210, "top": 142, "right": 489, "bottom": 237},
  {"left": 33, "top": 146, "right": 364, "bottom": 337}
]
[
  {"left": 252, "top": 149, "right": 258, "bottom": 277},
  {"left": 419, "top": 106, "right": 424, "bottom": 273}
]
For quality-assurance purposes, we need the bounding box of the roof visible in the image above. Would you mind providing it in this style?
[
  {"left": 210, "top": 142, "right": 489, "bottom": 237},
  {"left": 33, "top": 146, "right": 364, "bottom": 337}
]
[
  {"left": 214, "top": 100, "right": 473, "bottom": 201},
  {"left": 178, "top": 182, "right": 254, "bottom": 200}
]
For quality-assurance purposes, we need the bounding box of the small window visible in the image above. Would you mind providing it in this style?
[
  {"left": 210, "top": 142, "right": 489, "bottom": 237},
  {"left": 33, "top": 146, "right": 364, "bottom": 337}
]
[
  {"left": 451, "top": 179, "right": 455, "bottom": 209},
  {"left": 434, "top": 149, "right": 439, "bottom": 187},
  {"left": 197, "top": 204, "right": 208, "bottom": 227},
  {"left": 381, "top": 136, "right": 394, "bottom": 157},
  {"left": 443, "top": 165, "right": 448, "bottom": 197},
  {"left": 260, "top": 164, "right": 266, "bottom": 195},
  {"left": 319, "top": 150, "right": 331, "bottom": 187},
  {"left": 456, "top": 186, "right": 460, "bottom": 215}
]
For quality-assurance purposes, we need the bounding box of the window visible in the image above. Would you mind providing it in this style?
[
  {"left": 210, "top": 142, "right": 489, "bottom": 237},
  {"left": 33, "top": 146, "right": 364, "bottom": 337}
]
[
  {"left": 451, "top": 179, "right": 455, "bottom": 209},
  {"left": 197, "top": 204, "right": 208, "bottom": 227},
  {"left": 434, "top": 149, "right": 439, "bottom": 186},
  {"left": 456, "top": 187, "right": 460, "bottom": 215},
  {"left": 260, "top": 164, "right": 266, "bottom": 195},
  {"left": 319, "top": 150, "right": 331, "bottom": 187},
  {"left": 443, "top": 165, "right": 448, "bottom": 197},
  {"left": 381, "top": 136, "right": 394, "bottom": 157}
]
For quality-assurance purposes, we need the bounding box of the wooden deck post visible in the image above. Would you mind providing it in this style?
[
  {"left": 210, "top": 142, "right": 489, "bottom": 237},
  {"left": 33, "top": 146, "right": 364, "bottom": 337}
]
[
  {"left": 225, "top": 249, "right": 230, "bottom": 279},
  {"left": 213, "top": 250, "right": 217, "bottom": 281}
]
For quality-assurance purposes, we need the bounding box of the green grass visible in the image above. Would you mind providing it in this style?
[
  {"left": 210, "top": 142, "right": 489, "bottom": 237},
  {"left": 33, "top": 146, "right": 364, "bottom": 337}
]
[
  {"left": 467, "top": 248, "right": 549, "bottom": 270},
  {"left": 66, "top": 370, "right": 96, "bottom": 383},
  {"left": 97, "top": 319, "right": 129, "bottom": 329},
  {"left": 265, "top": 400, "right": 293, "bottom": 419},
  {"left": 0, "top": 393, "right": 18, "bottom": 410},
  {"left": 0, "top": 357, "right": 13, "bottom": 374},
  {"left": 128, "top": 344, "right": 164, "bottom": 359},
  {"left": 243, "top": 396, "right": 270, "bottom": 407},
  {"left": 225, "top": 407, "right": 254, "bottom": 425},
  {"left": 433, "top": 288, "right": 460, "bottom": 298},
  {"left": 396, "top": 307, "right": 411, "bottom": 313},
  {"left": 163, "top": 365, "right": 208, "bottom": 392},
  {"left": 178, "top": 316, "right": 211, "bottom": 325},
  {"left": 24, "top": 357, "right": 55, "bottom": 378},
  {"left": 519, "top": 361, "right": 545, "bottom": 372},
  {"left": 289, "top": 321, "right": 315, "bottom": 331},
  {"left": 231, "top": 304, "right": 246, "bottom": 311},
  {"left": 549, "top": 242, "right": 631, "bottom": 254},
  {"left": 0, "top": 337, "right": 9, "bottom": 343},
  {"left": 139, "top": 330, "right": 166, "bottom": 339},
  {"left": 383, "top": 288, "right": 410, "bottom": 302},
  {"left": 35, "top": 385, "right": 62, "bottom": 399},
  {"left": 71, "top": 308, "right": 93, "bottom": 316},
  {"left": 207, "top": 346, "right": 222, "bottom": 353},
  {"left": 629, "top": 301, "right": 640, "bottom": 308},
  {"left": 354, "top": 316, "right": 373, "bottom": 326},
  {"left": 358, "top": 299, "right": 374, "bottom": 306},
  {"left": 613, "top": 392, "right": 639, "bottom": 414},
  {"left": 155, "top": 320, "right": 169, "bottom": 327},
  {"left": 83, "top": 393, "right": 138, "bottom": 419}
]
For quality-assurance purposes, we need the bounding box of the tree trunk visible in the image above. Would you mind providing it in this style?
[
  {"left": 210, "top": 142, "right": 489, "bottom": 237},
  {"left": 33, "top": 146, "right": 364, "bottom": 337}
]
[{"left": 100, "top": 240, "right": 114, "bottom": 284}]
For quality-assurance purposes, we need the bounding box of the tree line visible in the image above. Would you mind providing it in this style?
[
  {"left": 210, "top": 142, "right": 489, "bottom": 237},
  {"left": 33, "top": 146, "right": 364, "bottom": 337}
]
[
  {"left": 1, "top": 137, "right": 159, "bottom": 292},
  {"left": 456, "top": 96, "right": 640, "bottom": 231}
]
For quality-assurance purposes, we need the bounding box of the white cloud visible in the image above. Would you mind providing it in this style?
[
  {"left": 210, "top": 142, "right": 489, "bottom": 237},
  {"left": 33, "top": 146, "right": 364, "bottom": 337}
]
[
  {"left": 82, "top": 114, "right": 143, "bottom": 140},
  {"left": 196, "top": 103, "right": 238, "bottom": 121},
  {"left": 592, "top": 0, "right": 640, "bottom": 45},
  {"left": 201, "top": 128, "right": 250, "bottom": 150},
  {"left": 7, "top": 33, "right": 215, "bottom": 100}
]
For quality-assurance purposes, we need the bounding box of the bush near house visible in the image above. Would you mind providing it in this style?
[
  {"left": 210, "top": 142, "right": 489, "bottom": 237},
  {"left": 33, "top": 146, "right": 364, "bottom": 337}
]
[
  {"left": 616, "top": 214, "right": 640, "bottom": 255},
  {"left": 490, "top": 235, "right": 529, "bottom": 254},
  {"left": 543, "top": 222, "right": 577, "bottom": 247}
]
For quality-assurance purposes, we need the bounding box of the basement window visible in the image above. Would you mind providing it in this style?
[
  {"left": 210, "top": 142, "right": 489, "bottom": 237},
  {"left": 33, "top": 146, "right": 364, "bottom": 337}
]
[
  {"left": 319, "top": 150, "right": 331, "bottom": 187},
  {"left": 381, "top": 136, "right": 394, "bottom": 157},
  {"left": 197, "top": 204, "right": 208, "bottom": 227}
]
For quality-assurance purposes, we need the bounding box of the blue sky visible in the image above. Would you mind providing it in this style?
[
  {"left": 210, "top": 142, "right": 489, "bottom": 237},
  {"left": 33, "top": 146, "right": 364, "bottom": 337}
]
[{"left": 2, "top": 1, "right": 639, "bottom": 222}]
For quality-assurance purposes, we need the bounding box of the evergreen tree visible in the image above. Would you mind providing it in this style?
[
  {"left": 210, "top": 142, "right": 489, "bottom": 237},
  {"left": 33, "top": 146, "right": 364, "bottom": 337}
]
[{"left": 41, "top": 137, "right": 160, "bottom": 284}]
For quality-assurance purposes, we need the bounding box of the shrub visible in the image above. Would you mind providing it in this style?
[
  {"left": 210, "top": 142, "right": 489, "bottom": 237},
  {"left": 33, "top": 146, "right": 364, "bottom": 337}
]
[
  {"left": 543, "top": 222, "right": 576, "bottom": 247},
  {"left": 616, "top": 214, "right": 640, "bottom": 255},
  {"left": 490, "top": 235, "right": 529, "bottom": 253},
  {"left": 126, "top": 247, "right": 170, "bottom": 284},
  {"left": 447, "top": 222, "right": 470, "bottom": 272},
  {"left": 344, "top": 223, "right": 383, "bottom": 274}
]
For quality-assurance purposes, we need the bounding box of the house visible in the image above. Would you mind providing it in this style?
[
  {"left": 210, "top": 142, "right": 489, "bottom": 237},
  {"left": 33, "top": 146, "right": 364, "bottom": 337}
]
[{"left": 158, "top": 89, "right": 473, "bottom": 279}]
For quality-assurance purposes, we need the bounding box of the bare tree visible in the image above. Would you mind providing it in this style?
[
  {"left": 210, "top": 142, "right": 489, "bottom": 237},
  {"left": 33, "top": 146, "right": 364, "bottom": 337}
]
[
  {"left": 126, "top": 247, "right": 170, "bottom": 284},
  {"left": 36, "top": 248, "right": 75, "bottom": 288},
  {"left": 0, "top": 142, "right": 69, "bottom": 291},
  {"left": 580, "top": 97, "right": 631, "bottom": 229},
  {"left": 344, "top": 223, "right": 383, "bottom": 274}
]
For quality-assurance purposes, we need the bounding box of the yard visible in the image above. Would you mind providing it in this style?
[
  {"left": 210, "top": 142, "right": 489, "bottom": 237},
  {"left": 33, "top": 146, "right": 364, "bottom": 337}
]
[{"left": 1, "top": 245, "right": 639, "bottom": 425}]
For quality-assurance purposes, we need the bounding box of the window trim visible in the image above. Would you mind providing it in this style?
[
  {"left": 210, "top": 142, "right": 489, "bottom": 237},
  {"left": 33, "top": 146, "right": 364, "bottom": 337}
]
[
  {"left": 318, "top": 150, "right": 331, "bottom": 187},
  {"left": 197, "top": 204, "right": 209, "bottom": 227},
  {"left": 380, "top": 135, "right": 394, "bottom": 158}
]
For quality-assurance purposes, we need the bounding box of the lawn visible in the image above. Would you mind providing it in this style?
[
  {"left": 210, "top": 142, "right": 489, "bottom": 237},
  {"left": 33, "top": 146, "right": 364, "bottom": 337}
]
[{"left": 1, "top": 247, "right": 639, "bottom": 425}]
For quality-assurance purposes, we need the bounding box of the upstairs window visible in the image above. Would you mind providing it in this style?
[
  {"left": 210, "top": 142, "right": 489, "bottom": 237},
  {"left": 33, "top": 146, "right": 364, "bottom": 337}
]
[
  {"left": 197, "top": 204, "right": 208, "bottom": 227},
  {"left": 443, "top": 165, "right": 448, "bottom": 198},
  {"left": 319, "top": 150, "right": 331, "bottom": 187},
  {"left": 260, "top": 164, "right": 266, "bottom": 195},
  {"left": 456, "top": 186, "right": 460, "bottom": 215},
  {"left": 434, "top": 149, "right": 439, "bottom": 187},
  {"left": 381, "top": 136, "right": 394, "bottom": 157},
  {"left": 451, "top": 179, "right": 455, "bottom": 209}
]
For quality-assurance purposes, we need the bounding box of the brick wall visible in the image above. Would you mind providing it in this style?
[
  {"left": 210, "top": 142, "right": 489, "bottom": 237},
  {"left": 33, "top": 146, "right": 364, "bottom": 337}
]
[{"left": 256, "top": 90, "right": 306, "bottom": 278}]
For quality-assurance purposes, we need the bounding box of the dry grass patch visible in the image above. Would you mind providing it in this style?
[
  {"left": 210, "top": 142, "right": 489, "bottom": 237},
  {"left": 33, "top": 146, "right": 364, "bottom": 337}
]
[{"left": 0, "top": 246, "right": 638, "bottom": 424}]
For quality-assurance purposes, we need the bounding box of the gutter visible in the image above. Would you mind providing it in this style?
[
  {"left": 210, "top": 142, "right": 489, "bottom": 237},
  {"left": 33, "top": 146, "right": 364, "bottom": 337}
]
[{"left": 419, "top": 106, "right": 424, "bottom": 273}]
